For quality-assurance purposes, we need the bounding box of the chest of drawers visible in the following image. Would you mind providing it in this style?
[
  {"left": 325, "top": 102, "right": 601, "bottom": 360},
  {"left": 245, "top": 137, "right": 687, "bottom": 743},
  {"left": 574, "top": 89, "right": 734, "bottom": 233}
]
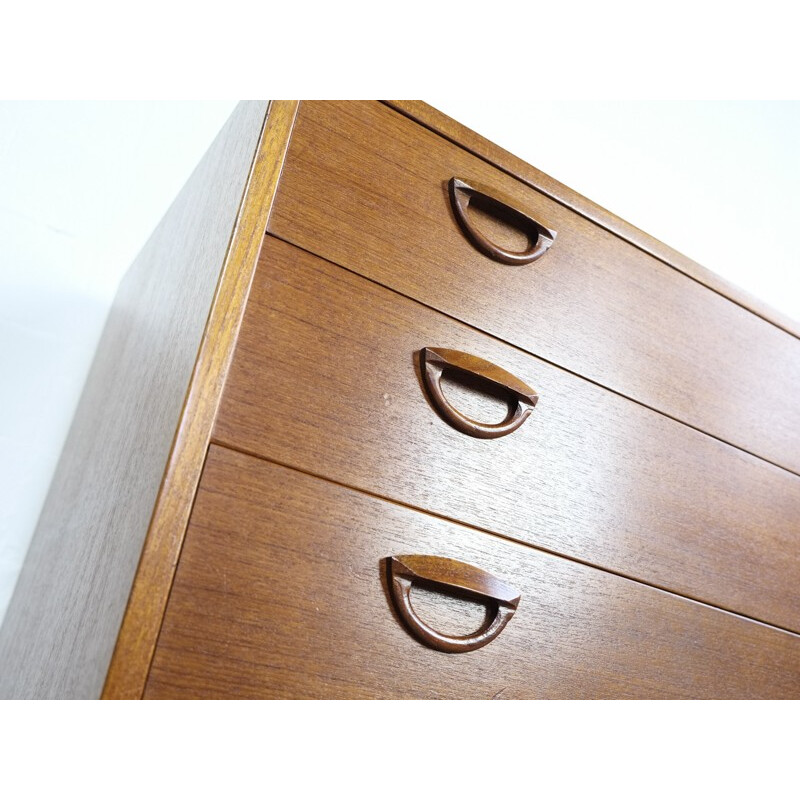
[{"left": 2, "top": 101, "right": 799, "bottom": 699}]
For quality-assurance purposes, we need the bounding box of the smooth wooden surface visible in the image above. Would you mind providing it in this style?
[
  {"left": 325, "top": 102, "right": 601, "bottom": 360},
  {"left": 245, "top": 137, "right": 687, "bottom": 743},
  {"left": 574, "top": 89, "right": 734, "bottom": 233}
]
[
  {"left": 385, "top": 100, "right": 800, "bottom": 341},
  {"left": 0, "top": 101, "right": 269, "bottom": 699},
  {"left": 421, "top": 347, "right": 537, "bottom": 438},
  {"left": 267, "top": 101, "right": 800, "bottom": 475},
  {"left": 101, "top": 101, "right": 299, "bottom": 700},
  {"left": 388, "top": 554, "right": 520, "bottom": 653},
  {"left": 144, "top": 446, "right": 800, "bottom": 699},
  {"left": 214, "top": 237, "right": 800, "bottom": 634},
  {"left": 448, "top": 176, "right": 556, "bottom": 265}
]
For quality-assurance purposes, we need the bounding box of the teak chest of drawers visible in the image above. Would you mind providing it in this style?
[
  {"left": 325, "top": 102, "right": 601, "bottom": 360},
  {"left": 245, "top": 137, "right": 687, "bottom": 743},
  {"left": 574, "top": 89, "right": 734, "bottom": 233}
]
[{"left": 2, "top": 101, "right": 799, "bottom": 699}]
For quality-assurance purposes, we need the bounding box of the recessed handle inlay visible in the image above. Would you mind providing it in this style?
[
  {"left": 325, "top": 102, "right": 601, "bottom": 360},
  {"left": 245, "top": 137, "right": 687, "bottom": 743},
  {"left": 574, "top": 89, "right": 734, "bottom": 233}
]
[
  {"left": 421, "top": 347, "right": 538, "bottom": 439},
  {"left": 388, "top": 555, "right": 521, "bottom": 653},
  {"left": 449, "top": 177, "right": 556, "bottom": 265}
]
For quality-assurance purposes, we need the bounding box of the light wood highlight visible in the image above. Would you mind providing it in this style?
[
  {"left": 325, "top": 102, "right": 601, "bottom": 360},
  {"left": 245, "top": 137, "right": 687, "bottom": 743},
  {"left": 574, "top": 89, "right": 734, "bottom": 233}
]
[
  {"left": 213, "top": 237, "right": 800, "bottom": 634},
  {"left": 0, "top": 101, "right": 270, "bottom": 699},
  {"left": 101, "top": 101, "right": 299, "bottom": 700},
  {"left": 267, "top": 101, "right": 800, "bottom": 475},
  {"left": 144, "top": 446, "right": 800, "bottom": 699}
]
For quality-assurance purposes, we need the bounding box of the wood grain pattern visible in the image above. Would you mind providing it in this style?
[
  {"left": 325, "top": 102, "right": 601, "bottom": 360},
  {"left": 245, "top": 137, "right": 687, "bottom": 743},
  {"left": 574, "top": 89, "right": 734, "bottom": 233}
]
[
  {"left": 101, "top": 101, "right": 299, "bottom": 700},
  {"left": 144, "top": 446, "right": 800, "bottom": 699},
  {"left": 421, "top": 347, "right": 538, "bottom": 438},
  {"left": 387, "top": 554, "right": 520, "bottom": 653},
  {"left": 267, "top": 101, "right": 800, "bottom": 475},
  {"left": 213, "top": 237, "right": 800, "bottom": 634},
  {"left": 0, "top": 101, "right": 269, "bottom": 699},
  {"left": 384, "top": 100, "right": 800, "bottom": 341},
  {"left": 448, "top": 176, "right": 556, "bottom": 265}
]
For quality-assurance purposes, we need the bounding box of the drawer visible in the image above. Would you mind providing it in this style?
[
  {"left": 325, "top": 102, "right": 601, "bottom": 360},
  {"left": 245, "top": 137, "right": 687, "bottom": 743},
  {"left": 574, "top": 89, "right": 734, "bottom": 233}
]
[
  {"left": 267, "top": 100, "right": 800, "bottom": 475},
  {"left": 145, "top": 446, "right": 800, "bottom": 699},
  {"left": 213, "top": 237, "right": 800, "bottom": 633}
]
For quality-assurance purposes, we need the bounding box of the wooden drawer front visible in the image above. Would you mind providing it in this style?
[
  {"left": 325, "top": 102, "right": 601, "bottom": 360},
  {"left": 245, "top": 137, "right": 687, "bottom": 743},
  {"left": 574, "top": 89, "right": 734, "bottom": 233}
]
[
  {"left": 267, "top": 100, "right": 800, "bottom": 475},
  {"left": 213, "top": 237, "right": 800, "bottom": 633},
  {"left": 145, "top": 446, "right": 800, "bottom": 699}
]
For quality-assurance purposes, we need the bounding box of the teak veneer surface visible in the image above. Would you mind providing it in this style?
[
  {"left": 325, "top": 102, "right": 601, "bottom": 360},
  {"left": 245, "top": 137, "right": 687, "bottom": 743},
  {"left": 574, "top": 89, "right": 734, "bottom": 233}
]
[
  {"left": 101, "top": 101, "right": 299, "bottom": 700},
  {"left": 384, "top": 100, "right": 800, "bottom": 342},
  {"left": 0, "top": 101, "right": 270, "bottom": 700},
  {"left": 213, "top": 237, "right": 800, "bottom": 635},
  {"left": 144, "top": 446, "right": 800, "bottom": 700},
  {"left": 267, "top": 101, "right": 800, "bottom": 475},
  {"left": 6, "top": 100, "right": 797, "bottom": 701}
]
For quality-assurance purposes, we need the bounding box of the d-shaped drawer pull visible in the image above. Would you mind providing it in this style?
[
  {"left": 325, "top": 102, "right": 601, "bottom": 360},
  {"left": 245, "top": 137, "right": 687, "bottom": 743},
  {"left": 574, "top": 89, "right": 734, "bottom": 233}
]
[
  {"left": 421, "top": 347, "right": 538, "bottom": 439},
  {"left": 449, "top": 177, "right": 557, "bottom": 265},
  {"left": 388, "top": 555, "right": 521, "bottom": 654}
]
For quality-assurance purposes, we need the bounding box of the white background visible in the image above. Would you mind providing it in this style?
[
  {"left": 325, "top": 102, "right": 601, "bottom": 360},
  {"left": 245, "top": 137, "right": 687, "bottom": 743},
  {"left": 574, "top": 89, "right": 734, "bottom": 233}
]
[
  {"left": 1, "top": 0, "right": 798, "bottom": 792},
  {"left": 1, "top": 100, "right": 799, "bottom": 625},
  {"left": 0, "top": 102, "right": 238, "bottom": 621}
]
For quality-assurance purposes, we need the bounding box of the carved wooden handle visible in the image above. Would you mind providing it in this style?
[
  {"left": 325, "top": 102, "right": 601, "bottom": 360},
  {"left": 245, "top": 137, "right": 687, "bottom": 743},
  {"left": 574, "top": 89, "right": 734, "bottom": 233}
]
[
  {"left": 388, "top": 555, "right": 520, "bottom": 653},
  {"left": 421, "top": 347, "right": 538, "bottom": 439},
  {"left": 449, "top": 177, "right": 556, "bottom": 265}
]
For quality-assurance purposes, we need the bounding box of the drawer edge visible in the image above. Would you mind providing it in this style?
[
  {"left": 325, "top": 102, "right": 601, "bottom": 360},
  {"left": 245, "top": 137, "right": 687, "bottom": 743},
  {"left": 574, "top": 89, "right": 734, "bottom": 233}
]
[{"left": 383, "top": 100, "right": 800, "bottom": 341}]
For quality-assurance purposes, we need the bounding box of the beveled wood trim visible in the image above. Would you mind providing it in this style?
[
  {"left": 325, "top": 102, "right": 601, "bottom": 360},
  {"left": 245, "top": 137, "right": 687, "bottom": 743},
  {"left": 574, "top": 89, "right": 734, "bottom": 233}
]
[
  {"left": 383, "top": 100, "right": 800, "bottom": 341},
  {"left": 101, "top": 100, "right": 300, "bottom": 700}
]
